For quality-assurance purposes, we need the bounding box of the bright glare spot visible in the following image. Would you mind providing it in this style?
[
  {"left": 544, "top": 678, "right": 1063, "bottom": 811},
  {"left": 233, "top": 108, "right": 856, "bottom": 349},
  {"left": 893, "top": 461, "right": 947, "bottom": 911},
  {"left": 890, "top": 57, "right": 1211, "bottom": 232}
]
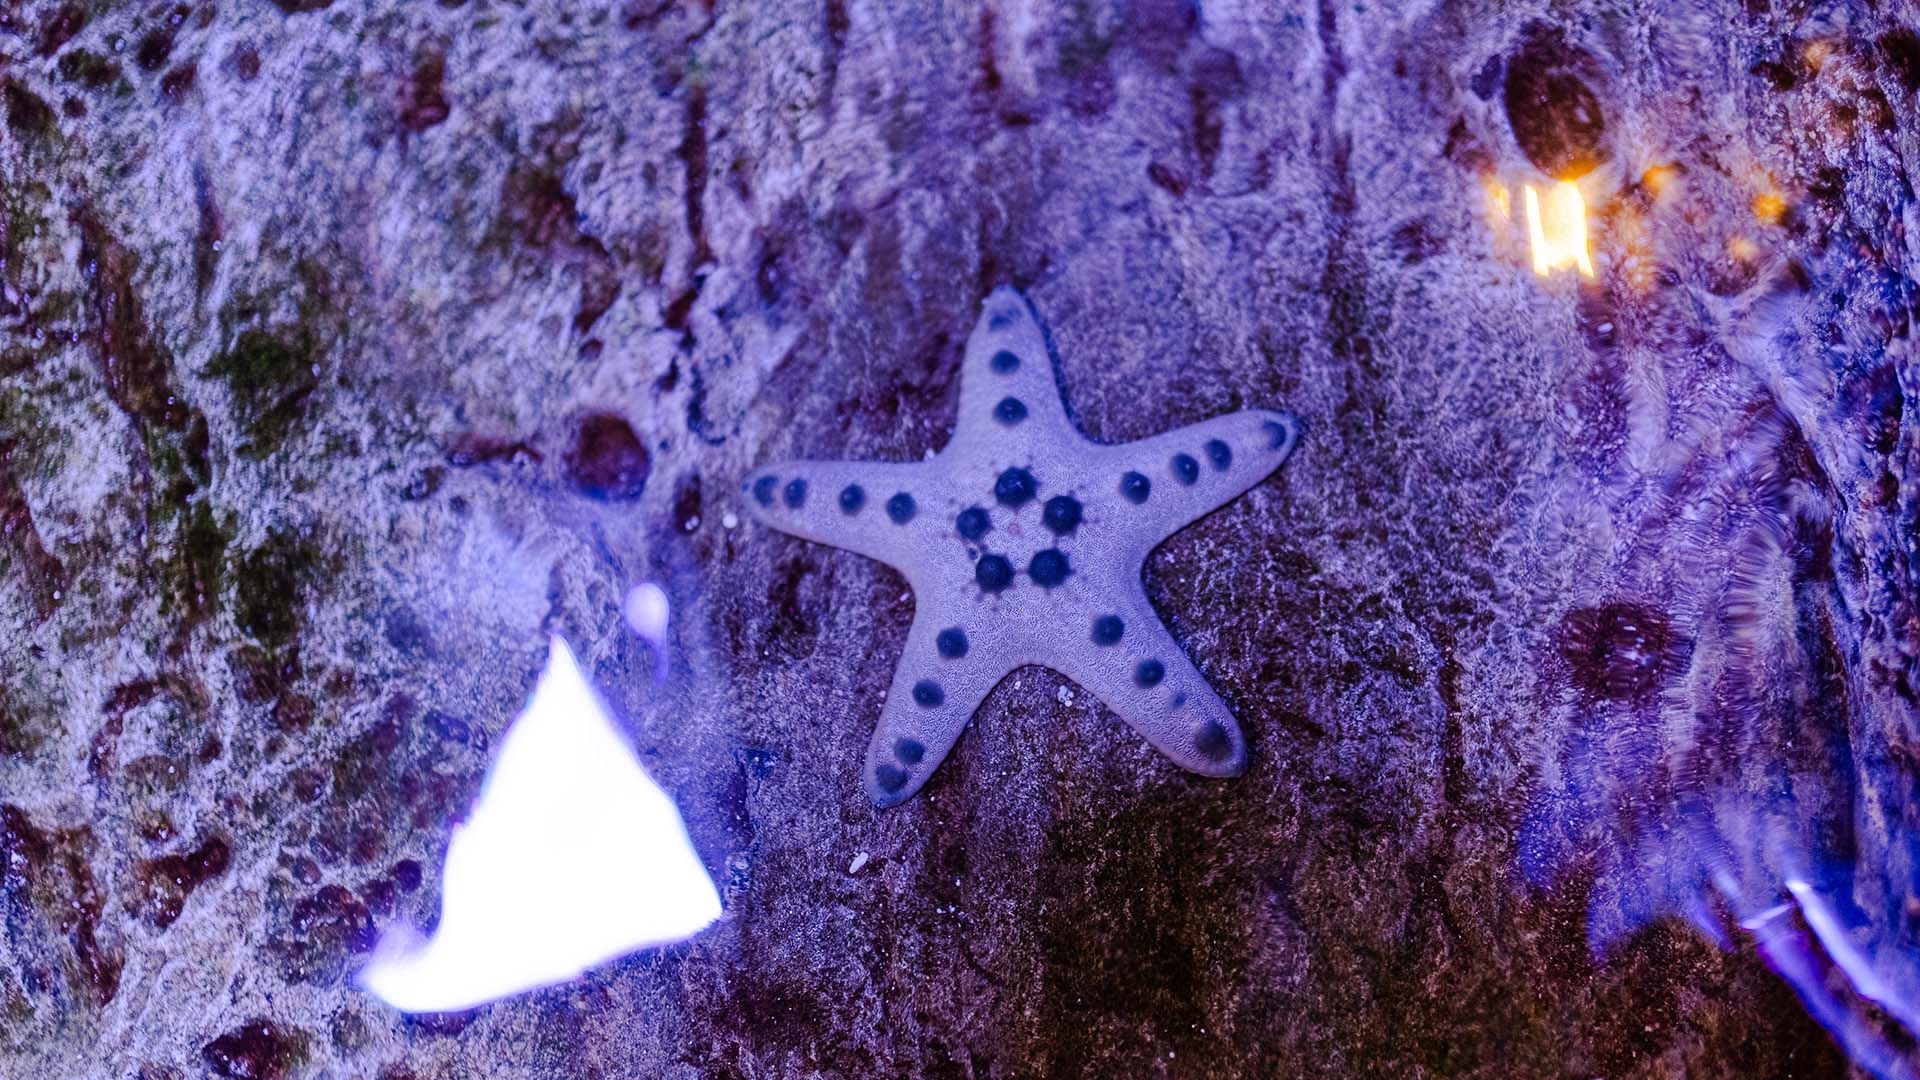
[
  {"left": 624, "top": 581, "right": 671, "bottom": 644},
  {"left": 1641, "top": 163, "right": 1680, "bottom": 197},
  {"left": 1525, "top": 181, "right": 1594, "bottom": 278},
  {"left": 1786, "top": 878, "right": 1919, "bottom": 1030},
  {"left": 1738, "top": 902, "right": 1794, "bottom": 932},
  {"left": 1728, "top": 235, "right": 1761, "bottom": 262},
  {"left": 1753, "top": 190, "right": 1787, "bottom": 225},
  {"left": 624, "top": 582, "right": 671, "bottom": 681},
  {"left": 1483, "top": 177, "right": 1511, "bottom": 220},
  {"left": 359, "top": 636, "right": 721, "bottom": 1013}
]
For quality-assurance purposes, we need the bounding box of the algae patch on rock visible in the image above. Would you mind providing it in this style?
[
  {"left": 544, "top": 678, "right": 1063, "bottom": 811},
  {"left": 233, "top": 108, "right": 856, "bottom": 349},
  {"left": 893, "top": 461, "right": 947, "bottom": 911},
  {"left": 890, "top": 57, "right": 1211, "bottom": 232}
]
[{"left": 206, "top": 329, "right": 320, "bottom": 460}]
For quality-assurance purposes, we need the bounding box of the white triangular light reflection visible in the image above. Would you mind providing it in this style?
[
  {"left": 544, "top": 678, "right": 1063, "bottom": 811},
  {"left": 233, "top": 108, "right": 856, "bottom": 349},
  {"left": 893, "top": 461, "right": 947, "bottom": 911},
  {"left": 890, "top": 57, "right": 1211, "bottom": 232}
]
[{"left": 360, "top": 635, "right": 721, "bottom": 1013}]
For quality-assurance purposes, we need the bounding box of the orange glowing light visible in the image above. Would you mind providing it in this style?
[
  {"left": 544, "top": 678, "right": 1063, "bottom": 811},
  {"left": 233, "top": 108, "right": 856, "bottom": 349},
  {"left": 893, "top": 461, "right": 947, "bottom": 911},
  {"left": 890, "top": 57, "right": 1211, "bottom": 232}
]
[
  {"left": 1753, "top": 190, "right": 1787, "bottom": 225},
  {"left": 1728, "top": 236, "right": 1760, "bottom": 262},
  {"left": 1641, "top": 163, "right": 1679, "bottom": 197},
  {"left": 1484, "top": 177, "right": 1512, "bottom": 219},
  {"left": 1525, "top": 181, "right": 1594, "bottom": 277}
]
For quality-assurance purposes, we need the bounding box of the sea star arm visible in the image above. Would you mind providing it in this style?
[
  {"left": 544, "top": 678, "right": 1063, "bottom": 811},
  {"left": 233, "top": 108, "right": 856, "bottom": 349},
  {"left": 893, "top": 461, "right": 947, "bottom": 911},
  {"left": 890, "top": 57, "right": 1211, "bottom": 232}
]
[
  {"left": 944, "top": 285, "right": 1083, "bottom": 455},
  {"left": 860, "top": 614, "right": 1007, "bottom": 806},
  {"left": 1093, "top": 408, "right": 1302, "bottom": 555},
  {"left": 738, "top": 459, "right": 942, "bottom": 570},
  {"left": 1051, "top": 590, "right": 1248, "bottom": 777}
]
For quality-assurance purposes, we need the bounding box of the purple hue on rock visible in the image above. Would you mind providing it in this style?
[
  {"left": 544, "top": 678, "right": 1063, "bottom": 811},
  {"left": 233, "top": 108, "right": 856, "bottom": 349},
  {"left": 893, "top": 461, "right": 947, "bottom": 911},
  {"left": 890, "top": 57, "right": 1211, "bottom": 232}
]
[
  {"left": 0, "top": 0, "right": 1914, "bottom": 1077},
  {"left": 133, "top": 836, "right": 231, "bottom": 929},
  {"left": 564, "top": 412, "right": 650, "bottom": 500},
  {"left": 201, "top": 1020, "right": 300, "bottom": 1080}
]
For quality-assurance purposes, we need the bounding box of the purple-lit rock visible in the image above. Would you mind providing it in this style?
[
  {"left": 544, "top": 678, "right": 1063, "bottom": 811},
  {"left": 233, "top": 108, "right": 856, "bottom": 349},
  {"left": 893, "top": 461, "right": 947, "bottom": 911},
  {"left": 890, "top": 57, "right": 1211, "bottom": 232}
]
[
  {"left": 201, "top": 1019, "right": 300, "bottom": 1080},
  {"left": 0, "top": 0, "right": 1914, "bottom": 1077},
  {"left": 563, "top": 412, "right": 650, "bottom": 501}
]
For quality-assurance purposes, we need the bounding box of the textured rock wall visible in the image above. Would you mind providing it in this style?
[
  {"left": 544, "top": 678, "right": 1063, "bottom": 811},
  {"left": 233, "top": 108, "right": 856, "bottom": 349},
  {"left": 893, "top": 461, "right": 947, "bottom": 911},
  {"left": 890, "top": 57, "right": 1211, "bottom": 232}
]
[{"left": 2, "top": 0, "right": 1917, "bottom": 1076}]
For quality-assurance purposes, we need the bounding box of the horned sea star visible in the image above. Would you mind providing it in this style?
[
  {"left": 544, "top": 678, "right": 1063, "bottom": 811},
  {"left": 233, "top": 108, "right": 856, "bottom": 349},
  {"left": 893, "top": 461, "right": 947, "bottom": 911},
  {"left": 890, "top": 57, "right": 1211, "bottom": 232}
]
[{"left": 743, "top": 286, "right": 1301, "bottom": 805}]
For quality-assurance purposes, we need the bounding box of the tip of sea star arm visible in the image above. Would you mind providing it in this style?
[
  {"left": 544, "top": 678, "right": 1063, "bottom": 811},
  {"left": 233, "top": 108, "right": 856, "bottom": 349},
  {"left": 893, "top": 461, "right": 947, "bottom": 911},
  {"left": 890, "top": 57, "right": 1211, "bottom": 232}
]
[
  {"left": 861, "top": 619, "right": 1003, "bottom": 807},
  {"left": 1053, "top": 605, "right": 1250, "bottom": 778},
  {"left": 1257, "top": 409, "right": 1304, "bottom": 466},
  {"left": 862, "top": 677, "right": 983, "bottom": 807},
  {"left": 1203, "top": 407, "right": 1303, "bottom": 477},
  {"left": 950, "top": 285, "right": 1077, "bottom": 449},
  {"left": 1093, "top": 407, "right": 1304, "bottom": 544},
  {"left": 737, "top": 458, "right": 936, "bottom": 568}
]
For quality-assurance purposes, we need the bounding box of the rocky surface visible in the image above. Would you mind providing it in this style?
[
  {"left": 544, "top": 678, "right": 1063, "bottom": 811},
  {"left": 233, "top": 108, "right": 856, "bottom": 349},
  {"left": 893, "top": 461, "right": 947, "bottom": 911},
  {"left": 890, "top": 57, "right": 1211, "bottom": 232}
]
[{"left": 1, "top": 0, "right": 1916, "bottom": 1077}]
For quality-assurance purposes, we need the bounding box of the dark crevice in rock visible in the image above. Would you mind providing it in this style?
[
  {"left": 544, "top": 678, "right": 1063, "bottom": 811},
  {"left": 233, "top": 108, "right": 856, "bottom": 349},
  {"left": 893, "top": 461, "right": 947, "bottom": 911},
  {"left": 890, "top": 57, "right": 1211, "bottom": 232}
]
[
  {"left": 666, "top": 82, "right": 711, "bottom": 338},
  {"left": 133, "top": 835, "right": 231, "bottom": 929},
  {"left": 563, "top": 411, "right": 650, "bottom": 500}
]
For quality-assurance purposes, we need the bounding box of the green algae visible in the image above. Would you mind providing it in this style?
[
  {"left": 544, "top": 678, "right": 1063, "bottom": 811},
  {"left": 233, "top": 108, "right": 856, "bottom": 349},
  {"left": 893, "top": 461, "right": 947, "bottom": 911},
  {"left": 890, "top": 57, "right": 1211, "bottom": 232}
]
[
  {"left": 232, "top": 528, "right": 320, "bottom": 649},
  {"left": 55, "top": 51, "right": 117, "bottom": 90},
  {"left": 160, "top": 499, "right": 230, "bottom": 622},
  {"left": 205, "top": 329, "right": 318, "bottom": 460}
]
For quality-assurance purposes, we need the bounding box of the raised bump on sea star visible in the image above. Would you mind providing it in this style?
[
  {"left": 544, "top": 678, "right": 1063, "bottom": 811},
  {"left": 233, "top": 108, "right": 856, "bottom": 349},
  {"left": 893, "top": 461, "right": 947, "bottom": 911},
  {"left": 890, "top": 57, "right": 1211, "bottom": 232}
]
[{"left": 743, "top": 285, "right": 1301, "bottom": 806}]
